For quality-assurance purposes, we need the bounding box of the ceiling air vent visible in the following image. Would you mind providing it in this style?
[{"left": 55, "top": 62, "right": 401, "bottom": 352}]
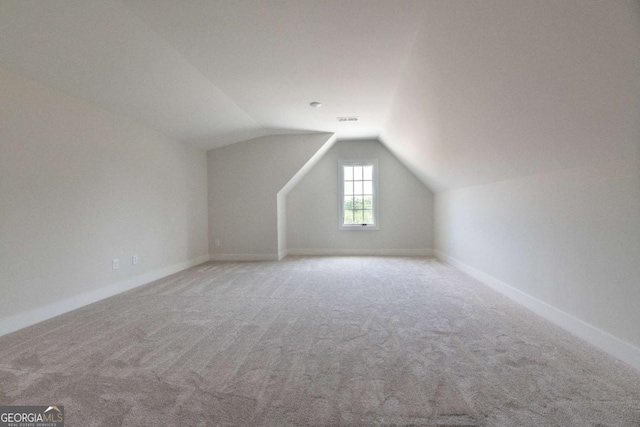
[{"left": 337, "top": 116, "right": 359, "bottom": 122}]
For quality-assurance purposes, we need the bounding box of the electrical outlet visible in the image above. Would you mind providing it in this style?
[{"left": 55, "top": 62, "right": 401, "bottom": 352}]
[
  {"left": 214, "top": 239, "right": 221, "bottom": 247},
  {"left": 112, "top": 259, "right": 120, "bottom": 270},
  {"left": 132, "top": 255, "right": 139, "bottom": 265}
]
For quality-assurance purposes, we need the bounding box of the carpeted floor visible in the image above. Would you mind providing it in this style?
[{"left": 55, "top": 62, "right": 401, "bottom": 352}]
[{"left": 0, "top": 257, "right": 638, "bottom": 426}]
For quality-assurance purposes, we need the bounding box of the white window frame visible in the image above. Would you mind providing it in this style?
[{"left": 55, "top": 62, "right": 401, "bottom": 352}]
[{"left": 338, "top": 159, "right": 379, "bottom": 231}]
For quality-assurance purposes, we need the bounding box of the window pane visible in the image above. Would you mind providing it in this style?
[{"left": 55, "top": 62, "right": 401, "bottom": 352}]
[
  {"left": 353, "top": 166, "right": 363, "bottom": 180},
  {"left": 363, "top": 196, "right": 373, "bottom": 209},
  {"left": 353, "top": 196, "right": 363, "bottom": 209},
  {"left": 363, "top": 210, "right": 373, "bottom": 224},
  {"left": 353, "top": 181, "right": 363, "bottom": 195},
  {"left": 363, "top": 166, "right": 373, "bottom": 180},
  {"left": 344, "top": 209, "right": 355, "bottom": 224},
  {"left": 344, "top": 196, "right": 354, "bottom": 210},
  {"left": 344, "top": 181, "right": 354, "bottom": 196},
  {"left": 363, "top": 181, "right": 372, "bottom": 195},
  {"left": 343, "top": 166, "right": 353, "bottom": 180},
  {"left": 353, "top": 210, "right": 364, "bottom": 223}
]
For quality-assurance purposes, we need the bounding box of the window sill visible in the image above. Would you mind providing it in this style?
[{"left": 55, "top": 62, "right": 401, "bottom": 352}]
[{"left": 339, "top": 224, "right": 379, "bottom": 231}]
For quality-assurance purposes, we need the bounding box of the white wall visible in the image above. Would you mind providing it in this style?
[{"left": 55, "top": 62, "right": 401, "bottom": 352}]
[
  {"left": 0, "top": 67, "right": 209, "bottom": 335},
  {"left": 435, "top": 153, "right": 640, "bottom": 368},
  {"left": 287, "top": 140, "right": 433, "bottom": 255},
  {"left": 207, "top": 133, "right": 334, "bottom": 260}
]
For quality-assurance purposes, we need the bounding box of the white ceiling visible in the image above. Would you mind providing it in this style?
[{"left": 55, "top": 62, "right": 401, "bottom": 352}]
[
  {"left": 381, "top": 0, "right": 640, "bottom": 191},
  {"left": 0, "top": 0, "right": 426, "bottom": 148},
  {"left": 1, "top": 0, "right": 638, "bottom": 191}
]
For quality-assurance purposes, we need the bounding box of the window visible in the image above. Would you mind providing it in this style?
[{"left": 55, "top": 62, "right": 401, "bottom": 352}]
[{"left": 339, "top": 160, "right": 379, "bottom": 230}]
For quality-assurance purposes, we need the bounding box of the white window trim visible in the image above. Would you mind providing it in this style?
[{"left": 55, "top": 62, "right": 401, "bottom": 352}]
[{"left": 338, "top": 159, "right": 379, "bottom": 231}]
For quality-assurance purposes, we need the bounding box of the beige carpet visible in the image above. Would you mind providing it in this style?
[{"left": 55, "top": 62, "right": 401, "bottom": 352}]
[{"left": 0, "top": 257, "right": 639, "bottom": 426}]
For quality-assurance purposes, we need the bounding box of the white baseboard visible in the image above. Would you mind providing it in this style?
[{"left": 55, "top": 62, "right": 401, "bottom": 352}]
[
  {"left": 287, "top": 248, "right": 433, "bottom": 257},
  {"left": 278, "top": 249, "right": 288, "bottom": 261},
  {"left": 0, "top": 254, "right": 210, "bottom": 338},
  {"left": 209, "top": 253, "right": 279, "bottom": 261},
  {"left": 434, "top": 250, "right": 640, "bottom": 373}
]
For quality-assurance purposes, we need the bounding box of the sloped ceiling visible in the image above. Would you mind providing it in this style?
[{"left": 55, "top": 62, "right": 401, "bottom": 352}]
[
  {"left": 382, "top": 0, "right": 640, "bottom": 191},
  {"left": 0, "top": 0, "right": 426, "bottom": 147},
  {"left": 1, "top": 0, "right": 638, "bottom": 192}
]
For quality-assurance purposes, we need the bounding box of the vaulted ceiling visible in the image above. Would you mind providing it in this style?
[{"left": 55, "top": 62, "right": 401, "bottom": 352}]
[{"left": 1, "top": 0, "right": 638, "bottom": 191}]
